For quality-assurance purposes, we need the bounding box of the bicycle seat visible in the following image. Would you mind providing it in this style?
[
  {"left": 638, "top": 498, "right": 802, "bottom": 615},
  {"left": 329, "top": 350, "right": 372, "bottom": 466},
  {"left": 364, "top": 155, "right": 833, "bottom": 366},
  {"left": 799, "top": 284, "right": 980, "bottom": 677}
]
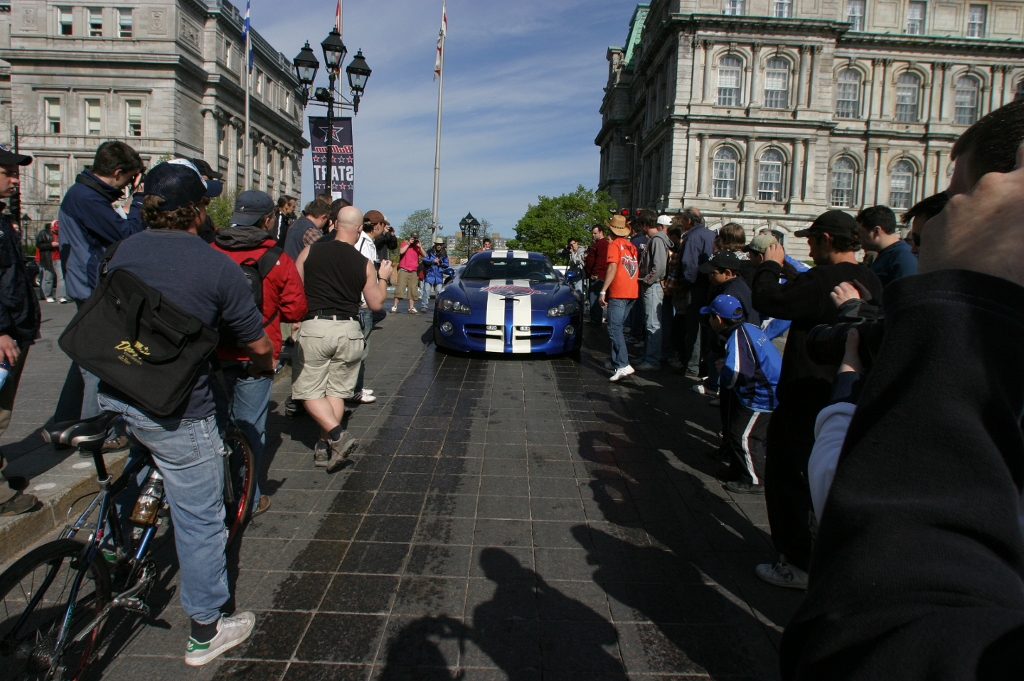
[{"left": 43, "top": 412, "right": 120, "bottom": 450}]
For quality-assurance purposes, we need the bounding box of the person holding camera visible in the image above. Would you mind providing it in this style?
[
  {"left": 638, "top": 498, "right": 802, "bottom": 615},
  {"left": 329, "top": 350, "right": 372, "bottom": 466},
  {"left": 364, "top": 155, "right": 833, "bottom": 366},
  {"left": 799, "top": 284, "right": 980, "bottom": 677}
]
[
  {"left": 585, "top": 224, "right": 610, "bottom": 325},
  {"left": 375, "top": 220, "right": 398, "bottom": 262},
  {"left": 391, "top": 232, "right": 426, "bottom": 314},
  {"left": 749, "top": 210, "right": 882, "bottom": 590},
  {"left": 421, "top": 237, "right": 450, "bottom": 312}
]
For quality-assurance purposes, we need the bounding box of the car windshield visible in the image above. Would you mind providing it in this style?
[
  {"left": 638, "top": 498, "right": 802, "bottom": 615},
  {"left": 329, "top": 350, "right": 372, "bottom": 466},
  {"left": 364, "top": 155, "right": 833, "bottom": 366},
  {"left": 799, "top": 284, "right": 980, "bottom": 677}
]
[{"left": 462, "top": 258, "right": 558, "bottom": 282}]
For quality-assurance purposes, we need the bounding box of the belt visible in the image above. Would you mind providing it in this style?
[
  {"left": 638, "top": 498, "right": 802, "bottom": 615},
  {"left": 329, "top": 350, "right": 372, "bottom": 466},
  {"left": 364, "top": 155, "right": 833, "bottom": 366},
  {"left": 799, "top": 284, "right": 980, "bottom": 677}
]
[
  {"left": 304, "top": 310, "right": 359, "bottom": 321},
  {"left": 399, "top": 268, "right": 417, "bottom": 273}
]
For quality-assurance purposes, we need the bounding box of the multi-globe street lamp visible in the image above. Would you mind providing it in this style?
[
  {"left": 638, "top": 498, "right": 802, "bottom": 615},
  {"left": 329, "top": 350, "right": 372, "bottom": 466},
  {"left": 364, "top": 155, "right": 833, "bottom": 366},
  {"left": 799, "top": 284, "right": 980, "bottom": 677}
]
[
  {"left": 292, "top": 30, "right": 372, "bottom": 200},
  {"left": 459, "top": 213, "right": 481, "bottom": 259}
]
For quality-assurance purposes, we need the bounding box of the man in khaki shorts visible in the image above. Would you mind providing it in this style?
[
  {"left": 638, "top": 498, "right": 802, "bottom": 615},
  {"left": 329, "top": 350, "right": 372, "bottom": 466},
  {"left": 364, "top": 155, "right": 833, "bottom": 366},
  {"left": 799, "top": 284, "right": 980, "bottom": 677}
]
[
  {"left": 294, "top": 206, "right": 392, "bottom": 471},
  {"left": 391, "top": 231, "right": 426, "bottom": 314}
]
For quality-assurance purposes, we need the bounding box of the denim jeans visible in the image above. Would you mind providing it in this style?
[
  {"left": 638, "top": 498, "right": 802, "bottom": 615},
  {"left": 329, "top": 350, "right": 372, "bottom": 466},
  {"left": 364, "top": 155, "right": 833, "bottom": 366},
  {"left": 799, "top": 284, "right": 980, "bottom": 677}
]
[
  {"left": 55, "top": 299, "right": 102, "bottom": 420},
  {"left": 588, "top": 279, "right": 604, "bottom": 325},
  {"left": 98, "top": 394, "right": 230, "bottom": 625},
  {"left": 354, "top": 307, "right": 374, "bottom": 393},
  {"left": 39, "top": 269, "right": 55, "bottom": 298},
  {"left": 210, "top": 361, "right": 272, "bottom": 507},
  {"left": 641, "top": 285, "right": 664, "bottom": 365},
  {"left": 606, "top": 297, "right": 635, "bottom": 370},
  {"left": 421, "top": 282, "right": 442, "bottom": 308}
]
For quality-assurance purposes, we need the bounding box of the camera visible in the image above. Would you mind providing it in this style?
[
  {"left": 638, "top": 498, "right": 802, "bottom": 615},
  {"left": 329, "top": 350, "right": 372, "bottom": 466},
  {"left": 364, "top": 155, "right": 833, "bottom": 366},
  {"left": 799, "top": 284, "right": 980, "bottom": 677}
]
[{"left": 806, "top": 299, "right": 884, "bottom": 371}]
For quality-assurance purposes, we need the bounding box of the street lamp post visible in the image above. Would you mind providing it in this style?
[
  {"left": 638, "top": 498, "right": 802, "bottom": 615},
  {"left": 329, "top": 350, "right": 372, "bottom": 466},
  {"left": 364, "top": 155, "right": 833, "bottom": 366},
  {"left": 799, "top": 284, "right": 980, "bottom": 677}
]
[
  {"left": 292, "top": 30, "right": 371, "bottom": 201},
  {"left": 460, "top": 213, "right": 480, "bottom": 259}
]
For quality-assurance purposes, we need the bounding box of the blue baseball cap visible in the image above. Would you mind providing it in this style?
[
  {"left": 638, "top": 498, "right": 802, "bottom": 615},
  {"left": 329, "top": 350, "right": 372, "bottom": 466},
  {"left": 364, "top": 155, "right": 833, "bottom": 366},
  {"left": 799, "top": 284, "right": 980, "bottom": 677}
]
[
  {"left": 700, "top": 294, "right": 745, "bottom": 320},
  {"left": 144, "top": 159, "right": 208, "bottom": 211}
]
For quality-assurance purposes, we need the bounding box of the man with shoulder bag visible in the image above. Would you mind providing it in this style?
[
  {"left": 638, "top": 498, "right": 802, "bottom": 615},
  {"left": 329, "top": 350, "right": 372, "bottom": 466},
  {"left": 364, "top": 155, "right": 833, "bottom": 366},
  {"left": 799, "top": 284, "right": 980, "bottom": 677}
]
[
  {"left": 211, "top": 190, "right": 307, "bottom": 517},
  {"left": 70, "top": 160, "right": 274, "bottom": 665}
]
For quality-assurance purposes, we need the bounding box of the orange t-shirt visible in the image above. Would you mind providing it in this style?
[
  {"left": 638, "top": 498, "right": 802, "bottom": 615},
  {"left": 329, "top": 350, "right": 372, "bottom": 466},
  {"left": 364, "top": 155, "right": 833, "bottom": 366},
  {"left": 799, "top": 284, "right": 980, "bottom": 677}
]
[{"left": 606, "top": 237, "right": 639, "bottom": 299}]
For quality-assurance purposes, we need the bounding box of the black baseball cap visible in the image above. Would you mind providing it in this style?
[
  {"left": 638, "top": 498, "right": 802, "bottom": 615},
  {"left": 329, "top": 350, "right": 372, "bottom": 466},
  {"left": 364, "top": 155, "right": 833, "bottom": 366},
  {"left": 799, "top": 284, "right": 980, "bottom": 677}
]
[
  {"left": 184, "top": 158, "right": 223, "bottom": 197},
  {"left": 794, "top": 210, "right": 858, "bottom": 239},
  {"left": 144, "top": 160, "right": 207, "bottom": 211},
  {"left": 698, "top": 250, "right": 745, "bottom": 274},
  {"left": 231, "top": 190, "right": 275, "bottom": 226},
  {"left": 0, "top": 144, "right": 32, "bottom": 167},
  {"left": 189, "top": 157, "right": 223, "bottom": 180}
]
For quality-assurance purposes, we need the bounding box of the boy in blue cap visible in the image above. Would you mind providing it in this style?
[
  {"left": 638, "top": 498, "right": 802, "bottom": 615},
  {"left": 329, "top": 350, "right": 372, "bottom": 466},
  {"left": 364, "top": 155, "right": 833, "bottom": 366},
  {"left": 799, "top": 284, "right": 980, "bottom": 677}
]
[{"left": 702, "top": 294, "right": 782, "bottom": 494}]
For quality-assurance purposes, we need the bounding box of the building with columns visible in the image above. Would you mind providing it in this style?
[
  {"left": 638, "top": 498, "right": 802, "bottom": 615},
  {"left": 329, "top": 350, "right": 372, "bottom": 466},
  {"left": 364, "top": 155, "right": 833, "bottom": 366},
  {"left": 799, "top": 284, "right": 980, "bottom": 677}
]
[
  {"left": 597, "top": 0, "right": 1024, "bottom": 253},
  {"left": 0, "top": 0, "right": 305, "bottom": 225}
]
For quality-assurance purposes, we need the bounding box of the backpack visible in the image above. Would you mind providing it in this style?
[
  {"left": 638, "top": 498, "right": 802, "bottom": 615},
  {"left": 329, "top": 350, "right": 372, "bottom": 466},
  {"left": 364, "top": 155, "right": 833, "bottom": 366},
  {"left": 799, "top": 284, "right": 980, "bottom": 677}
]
[
  {"left": 58, "top": 241, "right": 219, "bottom": 417},
  {"left": 218, "top": 246, "right": 282, "bottom": 347}
]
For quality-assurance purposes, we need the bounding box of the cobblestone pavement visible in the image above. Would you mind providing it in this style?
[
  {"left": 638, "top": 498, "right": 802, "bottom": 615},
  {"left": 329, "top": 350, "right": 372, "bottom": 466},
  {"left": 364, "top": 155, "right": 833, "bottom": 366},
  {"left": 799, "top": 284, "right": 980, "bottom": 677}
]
[{"left": 81, "top": 311, "right": 802, "bottom": 680}]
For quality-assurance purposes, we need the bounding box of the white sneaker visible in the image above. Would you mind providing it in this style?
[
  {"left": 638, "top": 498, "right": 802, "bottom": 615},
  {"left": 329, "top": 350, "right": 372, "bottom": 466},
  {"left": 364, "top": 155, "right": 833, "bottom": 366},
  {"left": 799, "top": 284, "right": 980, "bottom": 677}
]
[
  {"left": 692, "top": 384, "right": 717, "bottom": 395},
  {"left": 755, "top": 562, "right": 808, "bottom": 590},
  {"left": 666, "top": 357, "right": 684, "bottom": 369},
  {"left": 45, "top": 297, "right": 55, "bottom": 303},
  {"left": 391, "top": 305, "right": 398, "bottom": 312},
  {"left": 184, "top": 612, "right": 256, "bottom": 666},
  {"left": 362, "top": 389, "right": 374, "bottom": 396},
  {"left": 609, "top": 365, "right": 634, "bottom": 382},
  {"left": 635, "top": 362, "right": 659, "bottom": 372},
  {"left": 346, "top": 390, "right": 377, "bottom": 404}
]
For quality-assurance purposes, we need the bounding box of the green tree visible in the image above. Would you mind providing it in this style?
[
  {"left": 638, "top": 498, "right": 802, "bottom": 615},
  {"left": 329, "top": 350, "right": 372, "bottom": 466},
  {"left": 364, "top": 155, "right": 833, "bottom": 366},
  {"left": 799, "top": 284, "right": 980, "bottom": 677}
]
[
  {"left": 397, "top": 209, "right": 433, "bottom": 241},
  {"left": 510, "top": 185, "right": 617, "bottom": 258},
  {"left": 208, "top": 191, "right": 237, "bottom": 231}
]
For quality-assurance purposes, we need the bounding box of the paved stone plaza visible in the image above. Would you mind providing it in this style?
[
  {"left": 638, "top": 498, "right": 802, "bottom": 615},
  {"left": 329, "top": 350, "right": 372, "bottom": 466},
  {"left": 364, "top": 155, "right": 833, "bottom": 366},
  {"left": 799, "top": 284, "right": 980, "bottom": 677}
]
[{"left": 13, "top": 310, "right": 801, "bottom": 680}]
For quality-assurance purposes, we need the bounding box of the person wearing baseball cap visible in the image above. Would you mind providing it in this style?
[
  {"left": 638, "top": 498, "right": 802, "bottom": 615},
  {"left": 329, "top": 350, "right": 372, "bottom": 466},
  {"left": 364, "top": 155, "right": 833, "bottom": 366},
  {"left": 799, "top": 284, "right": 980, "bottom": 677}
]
[
  {"left": 700, "top": 293, "right": 781, "bottom": 495},
  {"left": 187, "top": 158, "right": 224, "bottom": 244},
  {"left": 743, "top": 232, "right": 810, "bottom": 350},
  {"left": 98, "top": 159, "right": 274, "bottom": 663},
  {"left": 699, "top": 250, "right": 759, "bottom": 326},
  {"left": 748, "top": 210, "right": 883, "bottom": 590},
  {"left": 0, "top": 144, "right": 42, "bottom": 516}
]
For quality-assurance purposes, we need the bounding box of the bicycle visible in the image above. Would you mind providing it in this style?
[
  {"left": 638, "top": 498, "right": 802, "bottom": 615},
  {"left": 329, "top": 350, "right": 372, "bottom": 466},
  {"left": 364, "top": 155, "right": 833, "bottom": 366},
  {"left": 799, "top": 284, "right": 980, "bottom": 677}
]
[{"left": 0, "top": 410, "right": 255, "bottom": 680}]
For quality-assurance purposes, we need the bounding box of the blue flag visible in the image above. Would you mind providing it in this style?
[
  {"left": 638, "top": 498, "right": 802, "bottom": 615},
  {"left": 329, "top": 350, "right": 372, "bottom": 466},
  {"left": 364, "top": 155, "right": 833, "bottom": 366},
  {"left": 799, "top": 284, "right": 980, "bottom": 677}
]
[{"left": 243, "top": 0, "right": 253, "bottom": 72}]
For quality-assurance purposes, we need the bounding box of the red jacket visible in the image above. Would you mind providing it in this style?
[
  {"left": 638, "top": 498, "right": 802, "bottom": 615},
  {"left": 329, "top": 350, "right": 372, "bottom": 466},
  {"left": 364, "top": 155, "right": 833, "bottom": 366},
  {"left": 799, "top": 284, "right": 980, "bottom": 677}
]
[
  {"left": 211, "top": 238, "right": 307, "bottom": 360},
  {"left": 585, "top": 238, "right": 610, "bottom": 280}
]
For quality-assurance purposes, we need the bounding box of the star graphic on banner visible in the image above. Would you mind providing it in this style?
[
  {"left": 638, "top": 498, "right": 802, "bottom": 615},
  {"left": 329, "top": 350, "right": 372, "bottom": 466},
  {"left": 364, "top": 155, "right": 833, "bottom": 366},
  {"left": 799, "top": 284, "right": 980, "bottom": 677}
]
[{"left": 314, "top": 123, "right": 347, "bottom": 145}]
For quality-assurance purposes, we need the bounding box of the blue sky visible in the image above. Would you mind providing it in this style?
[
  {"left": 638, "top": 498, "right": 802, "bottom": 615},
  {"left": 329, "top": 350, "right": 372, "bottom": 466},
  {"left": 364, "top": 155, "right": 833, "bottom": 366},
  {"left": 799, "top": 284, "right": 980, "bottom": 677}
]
[{"left": 256, "top": 0, "right": 637, "bottom": 238}]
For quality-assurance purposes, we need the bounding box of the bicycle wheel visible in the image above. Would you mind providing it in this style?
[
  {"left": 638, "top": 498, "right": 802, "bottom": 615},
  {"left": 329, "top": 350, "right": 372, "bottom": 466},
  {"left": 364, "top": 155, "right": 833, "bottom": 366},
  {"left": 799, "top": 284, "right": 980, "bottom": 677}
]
[
  {"left": 0, "top": 539, "right": 111, "bottom": 681},
  {"left": 222, "top": 426, "right": 256, "bottom": 546}
]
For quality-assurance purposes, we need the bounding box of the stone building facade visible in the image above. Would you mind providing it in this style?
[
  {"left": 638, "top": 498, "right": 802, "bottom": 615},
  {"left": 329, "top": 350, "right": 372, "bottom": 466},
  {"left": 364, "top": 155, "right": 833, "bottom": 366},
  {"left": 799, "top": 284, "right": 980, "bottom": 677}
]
[
  {"left": 597, "top": 0, "right": 1024, "bottom": 252},
  {"left": 0, "top": 0, "right": 306, "bottom": 224}
]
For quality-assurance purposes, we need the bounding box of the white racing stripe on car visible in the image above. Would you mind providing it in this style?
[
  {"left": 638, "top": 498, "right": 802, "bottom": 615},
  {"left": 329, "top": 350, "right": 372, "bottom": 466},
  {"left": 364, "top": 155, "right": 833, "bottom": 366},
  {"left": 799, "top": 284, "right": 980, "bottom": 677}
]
[
  {"left": 485, "top": 279, "right": 506, "bottom": 353},
  {"left": 510, "top": 279, "right": 533, "bottom": 354},
  {"left": 512, "top": 250, "right": 529, "bottom": 260}
]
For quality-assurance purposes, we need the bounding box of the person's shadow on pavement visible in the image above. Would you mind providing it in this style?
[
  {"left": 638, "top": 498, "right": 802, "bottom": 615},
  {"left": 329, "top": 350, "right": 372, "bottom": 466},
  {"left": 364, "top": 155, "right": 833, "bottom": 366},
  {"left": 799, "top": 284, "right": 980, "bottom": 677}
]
[{"left": 378, "top": 547, "right": 627, "bottom": 678}]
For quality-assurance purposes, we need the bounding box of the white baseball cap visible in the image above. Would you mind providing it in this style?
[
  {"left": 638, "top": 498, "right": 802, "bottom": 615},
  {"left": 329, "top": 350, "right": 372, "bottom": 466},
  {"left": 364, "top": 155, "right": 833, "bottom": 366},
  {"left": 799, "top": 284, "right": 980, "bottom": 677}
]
[{"left": 656, "top": 215, "right": 673, "bottom": 226}]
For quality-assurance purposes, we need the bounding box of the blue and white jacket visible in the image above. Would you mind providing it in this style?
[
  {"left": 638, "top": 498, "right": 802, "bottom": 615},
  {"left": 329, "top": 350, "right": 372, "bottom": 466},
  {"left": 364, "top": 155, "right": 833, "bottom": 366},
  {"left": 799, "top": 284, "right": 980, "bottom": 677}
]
[
  {"left": 719, "top": 322, "right": 782, "bottom": 412},
  {"left": 761, "top": 255, "right": 812, "bottom": 340}
]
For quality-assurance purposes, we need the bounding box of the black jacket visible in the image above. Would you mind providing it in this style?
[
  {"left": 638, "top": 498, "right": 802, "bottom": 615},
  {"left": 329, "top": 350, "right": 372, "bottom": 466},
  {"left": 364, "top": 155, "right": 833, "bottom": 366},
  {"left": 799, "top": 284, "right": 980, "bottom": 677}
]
[
  {"left": 780, "top": 270, "right": 1024, "bottom": 680},
  {"left": 35, "top": 226, "right": 55, "bottom": 271},
  {"left": 0, "top": 205, "right": 41, "bottom": 343},
  {"left": 375, "top": 231, "right": 398, "bottom": 261},
  {"left": 713, "top": 276, "right": 759, "bottom": 327},
  {"left": 752, "top": 260, "right": 882, "bottom": 408}
]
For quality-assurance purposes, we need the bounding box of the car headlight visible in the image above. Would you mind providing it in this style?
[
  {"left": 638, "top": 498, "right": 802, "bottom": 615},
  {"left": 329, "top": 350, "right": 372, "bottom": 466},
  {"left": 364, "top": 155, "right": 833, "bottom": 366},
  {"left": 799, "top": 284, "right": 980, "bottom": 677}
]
[
  {"left": 437, "top": 298, "right": 472, "bottom": 314},
  {"left": 547, "top": 300, "right": 580, "bottom": 317}
]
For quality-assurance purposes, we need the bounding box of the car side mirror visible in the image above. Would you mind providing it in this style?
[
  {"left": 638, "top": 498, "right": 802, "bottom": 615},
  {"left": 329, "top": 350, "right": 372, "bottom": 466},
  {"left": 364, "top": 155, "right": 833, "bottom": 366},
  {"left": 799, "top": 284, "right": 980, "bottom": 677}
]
[{"left": 564, "top": 270, "right": 580, "bottom": 285}]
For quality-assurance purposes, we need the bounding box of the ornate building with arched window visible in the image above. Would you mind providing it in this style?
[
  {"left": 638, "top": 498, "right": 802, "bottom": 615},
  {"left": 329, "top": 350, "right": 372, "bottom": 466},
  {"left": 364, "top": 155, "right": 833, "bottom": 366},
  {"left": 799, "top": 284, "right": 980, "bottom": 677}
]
[{"left": 597, "top": 1, "right": 1024, "bottom": 255}]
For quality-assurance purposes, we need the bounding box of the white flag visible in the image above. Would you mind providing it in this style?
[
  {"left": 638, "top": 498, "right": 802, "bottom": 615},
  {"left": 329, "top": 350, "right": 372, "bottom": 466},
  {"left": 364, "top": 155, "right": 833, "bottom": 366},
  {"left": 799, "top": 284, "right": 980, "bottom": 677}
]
[
  {"left": 335, "top": 0, "right": 342, "bottom": 34},
  {"left": 434, "top": 1, "right": 447, "bottom": 80}
]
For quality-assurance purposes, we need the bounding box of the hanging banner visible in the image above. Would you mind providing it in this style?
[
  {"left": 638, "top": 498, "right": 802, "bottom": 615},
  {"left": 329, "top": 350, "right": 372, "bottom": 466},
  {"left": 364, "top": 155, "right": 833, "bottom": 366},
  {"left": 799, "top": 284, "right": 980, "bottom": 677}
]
[{"left": 309, "top": 116, "right": 354, "bottom": 203}]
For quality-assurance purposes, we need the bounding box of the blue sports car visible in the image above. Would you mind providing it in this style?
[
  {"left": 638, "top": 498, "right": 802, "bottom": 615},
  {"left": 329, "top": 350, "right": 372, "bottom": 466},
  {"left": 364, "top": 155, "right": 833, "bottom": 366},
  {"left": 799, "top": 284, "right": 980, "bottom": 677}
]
[{"left": 433, "top": 250, "right": 583, "bottom": 355}]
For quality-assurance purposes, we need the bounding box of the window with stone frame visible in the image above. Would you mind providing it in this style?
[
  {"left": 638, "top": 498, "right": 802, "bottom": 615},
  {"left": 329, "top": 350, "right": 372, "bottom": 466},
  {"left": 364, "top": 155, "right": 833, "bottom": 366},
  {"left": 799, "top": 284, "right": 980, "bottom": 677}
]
[
  {"left": 44, "top": 98, "right": 62, "bottom": 134},
  {"left": 830, "top": 157, "right": 856, "bottom": 207},
  {"left": 45, "top": 164, "right": 63, "bottom": 200},
  {"left": 954, "top": 75, "right": 980, "bottom": 125},
  {"left": 117, "top": 8, "right": 133, "bottom": 38},
  {"left": 906, "top": 2, "right": 926, "bottom": 34},
  {"left": 724, "top": 0, "right": 745, "bottom": 16},
  {"left": 846, "top": 0, "right": 865, "bottom": 31},
  {"left": 717, "top": 56, "right": 743, "bottom": 106},
  {"left": 895, "top": 72, "right": 921, "bottom": 122},
  {"left": 88, "top": 8, "right": 102, "bottom": 37},
  {"left": 763, "top": 58, "right": 790, "bottom": 109},
  {"left": 58, "top": 7, "right": 73, "bottom": 36},
  {"left": 126, "top": 100, "right": 142, "bottom": 137},
  {"left": 713, "top": 147, "right": 739, "bottom": 199},
  {"left": 889, "top": 160, "right": 915, "bottom": 209},
  {"left": 967, "top": 5, "right": 986, "bottom": 38},
  {"left": 85, "top": 99, "right": 102, "bottom": 135},
  {"left": 757, "top": 149, "right": 784, "bottom": 201},
  {"left": 836, "top": 69, "right": 861, "bottom": 118},
  {"left": 772, "top": 0, "right": 792, "bottom": 18}
]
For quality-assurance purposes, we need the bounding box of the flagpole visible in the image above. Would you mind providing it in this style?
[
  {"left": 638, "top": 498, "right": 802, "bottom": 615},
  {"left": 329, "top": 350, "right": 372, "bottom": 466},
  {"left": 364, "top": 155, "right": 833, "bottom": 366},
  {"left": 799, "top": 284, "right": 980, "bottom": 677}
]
[
  {"left": 430, "top": 4, "right": 446, "bottom": 245},
  {"left": 243, "top": 8, "right": 252, "bottom": 191}
]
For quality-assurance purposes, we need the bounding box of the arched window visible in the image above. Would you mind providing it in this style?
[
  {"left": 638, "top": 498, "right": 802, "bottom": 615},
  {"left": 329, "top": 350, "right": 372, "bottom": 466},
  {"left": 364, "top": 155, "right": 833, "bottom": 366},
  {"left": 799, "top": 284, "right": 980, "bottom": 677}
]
[
  {"left": 895, "top": 72, "right": 921, "bottom": 122},
  {"left": 830, "top": 157, "right": 856, "bottom": 207},
  {"left": 718, "top": 56, "right": 743, "bottom": 106},
  {"left": 757, "top": 149, "right": 784, "bottom": 201},
  {"left": 889, "top": 160, "right": 915, "bottom": 209},
  {"left": 713, "top": 147, "right": 739, "bottom": 199},
  {"left": 955, "top": 75, "right": 980, "bottom": 125},
  {"left": 764, "top": 58, "right": 790, "bottom": 109},
  {"left": 836, "top": 69, "right": 861, "bottom": 119},
  {"left": 1016, "top": 78, "right": 1024, "bottom": 102}
]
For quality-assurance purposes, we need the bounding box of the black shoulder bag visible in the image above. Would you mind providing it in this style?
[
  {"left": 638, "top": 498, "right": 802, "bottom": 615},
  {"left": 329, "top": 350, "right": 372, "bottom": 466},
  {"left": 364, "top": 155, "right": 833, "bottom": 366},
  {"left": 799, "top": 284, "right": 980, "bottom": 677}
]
[{"left": 58, "top": 241, "right": 220, "bottom": 417}]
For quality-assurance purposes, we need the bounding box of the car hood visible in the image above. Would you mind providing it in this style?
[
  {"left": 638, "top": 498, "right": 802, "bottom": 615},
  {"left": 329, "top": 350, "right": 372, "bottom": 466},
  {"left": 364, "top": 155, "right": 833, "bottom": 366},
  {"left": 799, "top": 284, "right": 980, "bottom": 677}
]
[{"left": 457, "top": 278, "right": 564, "bottom": 307}]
